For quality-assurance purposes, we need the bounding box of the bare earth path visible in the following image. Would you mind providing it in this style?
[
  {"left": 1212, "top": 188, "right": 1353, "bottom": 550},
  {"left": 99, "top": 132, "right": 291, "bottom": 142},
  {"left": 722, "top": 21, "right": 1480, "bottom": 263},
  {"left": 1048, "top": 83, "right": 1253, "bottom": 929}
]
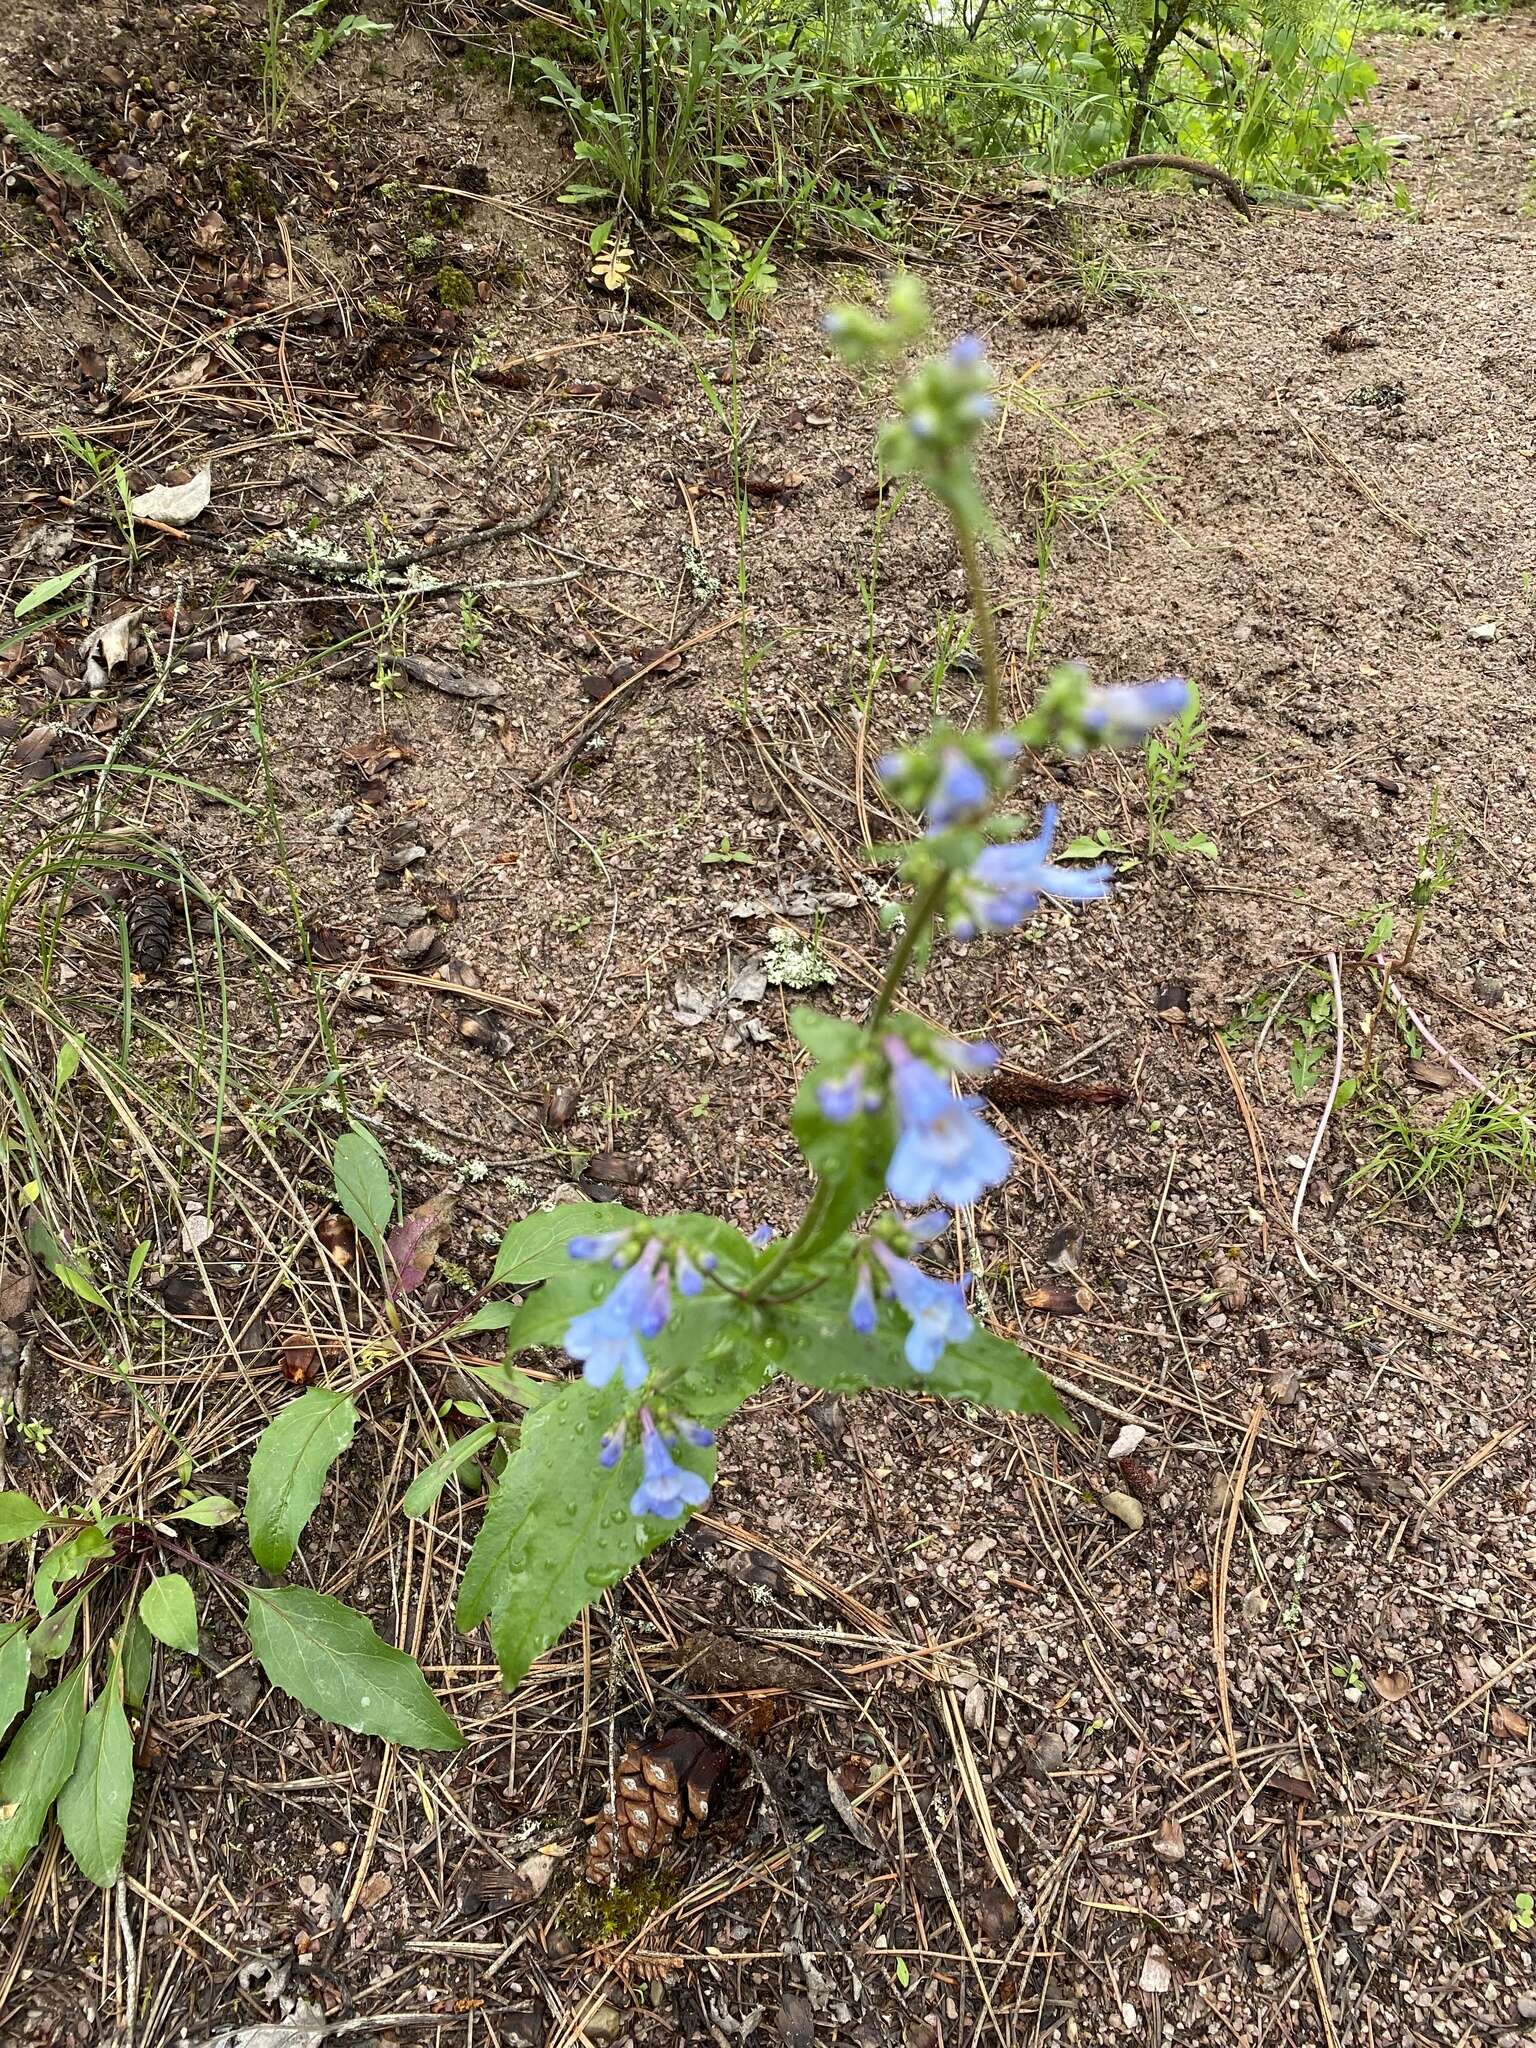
[{"left": 1, "top": 7, "right": 1534, "bottom": 2044}]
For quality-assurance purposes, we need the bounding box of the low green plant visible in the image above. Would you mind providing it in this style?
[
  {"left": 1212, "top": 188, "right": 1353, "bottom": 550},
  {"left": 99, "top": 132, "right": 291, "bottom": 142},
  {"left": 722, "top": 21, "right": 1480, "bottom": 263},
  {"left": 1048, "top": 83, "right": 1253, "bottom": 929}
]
[
  {"left": 259, "top": 0, "right": 390, "bottom": 134},
  {"left": 1145, "top": 679, "right": 1217, "bottom": 862},
  {"left": 0, "top": 105, "right": 124, "bottom": 210}
]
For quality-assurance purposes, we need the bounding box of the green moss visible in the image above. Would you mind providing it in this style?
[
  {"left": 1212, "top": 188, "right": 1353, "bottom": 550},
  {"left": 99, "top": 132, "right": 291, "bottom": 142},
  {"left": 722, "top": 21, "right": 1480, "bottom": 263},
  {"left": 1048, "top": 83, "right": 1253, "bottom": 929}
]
[
  {"left": 407, "top": 232, "right": 440, "bottom": 262},
  {"left": 435, "top": 263, "right": 476, "bottom": 309},
  {"left": 224, "top": 162, "right": 281, "bottom": 222},
  {"left": 559, "top": 1865, "right": 677, "bottom": 1947}
]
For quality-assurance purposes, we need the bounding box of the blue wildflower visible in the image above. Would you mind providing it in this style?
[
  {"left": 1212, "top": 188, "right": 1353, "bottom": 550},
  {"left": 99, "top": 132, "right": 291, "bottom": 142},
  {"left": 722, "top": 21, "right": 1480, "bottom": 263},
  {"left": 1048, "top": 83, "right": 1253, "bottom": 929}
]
[
  {"left": 932, "top": 1037, "right": 999, "bottom": 1076},
  {"left": 674, "top": 1247, "right": 706, "bottom": 1297},
  {"left": 951, "top": 802, "right": 1114, "bottom": 939},
  {"left": 1079, "top": 676, "right": 1191, "bottom": 746},
  {"left": 871, "top": 1242, "right": 973, "bottom": 1373},
  {"left": 673, "top": 1417, "right": 715, "bottom": 1449},
  {"left": 748, "top": 1223, "right": 776, "bottom": 1249},
  {"left": 908, "top": 406, "right": 939, "bottom": 441},
  {"left": 599, "top": 1419, "right": 627, "bottom": 1469},
  {"left": 903, "top": 1209, "right": 952, "bottom": 1246},
  {"left": 568, "top": 1228, "right": 632, "bottom": 1264},
  {"left": 948, "top": 333, "right": 987, "bottom": 369},
  {"left": 961, "top": 390, "right": 997, "bottom": 424},
  {"left": 884, "top": 1038, "right": 1012, "bottom": 1209},
  {"left": 928, "top": 747, "right": 990, "bottom": 826},
  {"left": 630, "top": 1410, "right": 711, "bottom": 1520},
  {"left": 848, "top": 1262, "right": 877, "bottom": 1335},
  {"left": 818, "top": 1065, "right": 867, "bottom": 1124},
  {"left": 563, "top": 1240, "right": 666, "bottom": 1392}
]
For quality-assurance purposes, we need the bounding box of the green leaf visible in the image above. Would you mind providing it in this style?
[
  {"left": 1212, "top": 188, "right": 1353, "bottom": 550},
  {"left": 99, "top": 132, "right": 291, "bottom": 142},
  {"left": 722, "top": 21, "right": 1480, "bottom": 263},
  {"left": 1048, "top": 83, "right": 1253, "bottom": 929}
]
[
  {"left": 456, "top": 1377, "right": 713, "bottom": 1688},
  {"left": 118, "top": 1612, "right": 151, "bottom": 1712},
  {"left": 34, "top": 1526, "right": 112, "bottom": 1618},
  {"left": 767, "top": 1299, "right": 1068, "bottom": 1425},
  {"left": 139, "top": 1573, "right": 199, "bottom": 1655},
  {"left": 15, "top": 562, "right": 93, "bottom": 620},
  {"left": 0, "top": 1665, "right": 87, "bottom": 1897},
  {"left": 0, "top": 1625, "right": 30, "bottom": 1741},
  {"left": 53, "top": 1037, "right": 82, "bottom": 1091},
  {"left": 0, "top": 105, "right": 124, "bottom": 208},
  {"left": 56, "top": 1673, "right": 132, "bottom": 1886},
  {"left": 446, "top": 1299, "right": 520, "bottom": 1338},
  {"left": 331, "top": 1127, "right": 393, "bottom": 1263},
  {"left": 402, "top": 1424, "right": 498, "bottom": 1518},
  {"left": 789, "top": 1006, "right": 865, "bottom": 1063},
  {"left": 126, "top": 1239, "right": 150, "bottom": 1288},
  {"left": 490, "top": 1203, "right": 638, "bottom": 1287},
  {"left": 244, "top": 1587, "right": 461, "bottom": 1750},
  {"left": 0, "top": 1492, "right": 50, "bottom": 1543},
  {"left": 166, "top": 1493, "right": 238, "bottom": 1528},
  {"left": 790, "top": 1071, "right": 894, "bottom": 1258},
  {"left": 31, "top": 1595, "right": 85, "bottom": 1664},
  {"left": 245, "top": 1388, "right": 358, "bottom": 1573}
]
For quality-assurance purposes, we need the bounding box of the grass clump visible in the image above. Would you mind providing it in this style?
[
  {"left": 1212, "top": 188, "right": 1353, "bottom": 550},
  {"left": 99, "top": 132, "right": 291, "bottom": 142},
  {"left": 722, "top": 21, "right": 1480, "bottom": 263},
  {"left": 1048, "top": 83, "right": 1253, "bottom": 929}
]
[{"left": 1351, "top": 1086, "right": 1536, "bottom": 1232}]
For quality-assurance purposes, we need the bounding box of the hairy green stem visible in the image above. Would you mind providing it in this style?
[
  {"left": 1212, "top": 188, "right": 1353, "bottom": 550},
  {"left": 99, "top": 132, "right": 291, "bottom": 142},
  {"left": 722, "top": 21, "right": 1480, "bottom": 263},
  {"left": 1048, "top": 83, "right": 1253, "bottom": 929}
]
[{"left": 954, "top": 516, "right": 1003, "bottom": 730}]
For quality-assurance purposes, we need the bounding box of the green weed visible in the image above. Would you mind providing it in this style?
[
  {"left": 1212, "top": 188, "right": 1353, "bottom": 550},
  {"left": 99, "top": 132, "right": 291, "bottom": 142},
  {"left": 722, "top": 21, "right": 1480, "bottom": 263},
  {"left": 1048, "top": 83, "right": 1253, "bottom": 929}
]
[{"left": 1351, "top": 1087, "right": 1536, "bottom": 1232}]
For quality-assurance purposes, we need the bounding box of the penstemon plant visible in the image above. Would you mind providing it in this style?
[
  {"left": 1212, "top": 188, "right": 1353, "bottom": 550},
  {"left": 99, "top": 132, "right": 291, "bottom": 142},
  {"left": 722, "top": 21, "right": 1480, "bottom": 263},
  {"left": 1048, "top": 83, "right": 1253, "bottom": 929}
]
[
  {"left": 228, "top": 282, "right": 1193, "bottom": 1718},
  {"left": 435, "top": 283, "right": 1192, "bottom": 1688}
]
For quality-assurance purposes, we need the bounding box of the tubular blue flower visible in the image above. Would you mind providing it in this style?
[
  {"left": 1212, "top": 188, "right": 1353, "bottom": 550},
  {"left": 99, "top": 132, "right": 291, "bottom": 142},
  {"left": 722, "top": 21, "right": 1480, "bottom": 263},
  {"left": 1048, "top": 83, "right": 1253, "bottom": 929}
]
[
  {"left": 848, "top": 1262, "right": 877, "bottom": 1335},
  {"left": 1080, "top": 676, "right": 1191, "bottom": 745},
  {"left": 599, "top": 1420, "right": 627, "bottom": 1469},
  {"left": 927, "top": 746, "right": 990, "bottom": 827},
  {"left": 948, "top": 333, "right": 987, "bottom": 369},
  {"left": 630, "top": 1411, "right": 711, "bottom": 1520},
  {"left": 933, "top": 1036, "right": 999, "bottom": 1076},
  {"left": 903, "top": 1209, "right": 952, "bottom": 1246},
  {"left": 884, "top": 1039, "right": 1012, "bottom": 1209},
  {"left": 961, "top": 390, "right": 997, "bottom": 424},
  {"left": 818, "top": 1065, "right": 867, "bottom": 1123},
  {"left": 563, "top": 1240, "right": 665, "bottom": 1392},
  {"left": 951, "top": 803, "right": 1114, "bottom": 939},
  {"left": 674, "top": 1247, "right": 706, "bottom": 1297},
  {"left": 673, "top": 1417, "right": 715, "bottom": 1449},
  {"left": 983, "top": 733, "right": 1020, "bottom": 765},
  {"left": 748, "top": 1223, "right": 776, "bottom": 1249},
  {"left": 871, "top": 1242, "right": 972, "bottom": 1372},
  {"left": 567, "top": 1228, "right": 632, "bottom": 1264}
]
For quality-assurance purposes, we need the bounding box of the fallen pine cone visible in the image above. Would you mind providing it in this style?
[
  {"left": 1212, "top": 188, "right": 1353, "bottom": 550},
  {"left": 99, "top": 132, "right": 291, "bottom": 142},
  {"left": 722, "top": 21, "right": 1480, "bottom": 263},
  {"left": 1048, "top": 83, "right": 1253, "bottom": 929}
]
[
  {"left": 585, "top": 1724, "right": 729, "bottom": 1886},
  {"left": 126, "top": 888, "right": 175, "bottom": 974}
]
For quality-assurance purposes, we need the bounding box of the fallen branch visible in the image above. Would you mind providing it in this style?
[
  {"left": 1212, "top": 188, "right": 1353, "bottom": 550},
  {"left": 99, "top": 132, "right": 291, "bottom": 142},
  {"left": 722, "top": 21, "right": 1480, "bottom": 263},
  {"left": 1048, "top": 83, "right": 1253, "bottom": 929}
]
[{"left": 1090, "top": 153, "right": 1254, "bottom": 222}]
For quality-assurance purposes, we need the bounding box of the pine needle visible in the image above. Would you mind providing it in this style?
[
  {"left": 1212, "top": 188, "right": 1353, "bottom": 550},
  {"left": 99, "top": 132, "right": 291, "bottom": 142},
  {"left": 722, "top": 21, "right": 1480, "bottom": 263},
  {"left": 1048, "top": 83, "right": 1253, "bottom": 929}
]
[{"left": 0, "top": 103, "right": 125, "bottom": 209}]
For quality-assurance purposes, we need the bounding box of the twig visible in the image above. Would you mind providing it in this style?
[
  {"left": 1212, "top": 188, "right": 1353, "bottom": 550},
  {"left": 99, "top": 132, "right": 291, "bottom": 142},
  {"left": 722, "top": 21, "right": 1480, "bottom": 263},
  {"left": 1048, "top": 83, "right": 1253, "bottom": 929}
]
[
  {"left": 1090, "top": 153, "right": 1254, "bottom": 222},
  {"left": 1213, "top": 1404, "right": 1263, "bottom": 1770},
  {"left": 255, "top": 465, "right": 563, "bottom": 585}
]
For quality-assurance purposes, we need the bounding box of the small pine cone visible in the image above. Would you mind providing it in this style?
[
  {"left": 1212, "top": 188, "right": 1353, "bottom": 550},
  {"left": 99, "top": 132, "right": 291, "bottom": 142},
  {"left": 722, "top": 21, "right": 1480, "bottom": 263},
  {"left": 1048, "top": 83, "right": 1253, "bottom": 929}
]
[
  {"left": 585, "top": 1724, "right": 730, "bottom": 1885},
  {"left": 126, "top": 889, "right": 175, "bottom": 974}
]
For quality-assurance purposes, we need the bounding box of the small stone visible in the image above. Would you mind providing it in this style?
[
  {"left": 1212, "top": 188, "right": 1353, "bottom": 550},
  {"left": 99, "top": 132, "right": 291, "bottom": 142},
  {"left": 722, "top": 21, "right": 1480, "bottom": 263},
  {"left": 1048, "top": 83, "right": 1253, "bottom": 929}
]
[
  {"left": 1032, "top": 1730, "right": 1067, "bottom": 1774},
  {"left": 1153, "top": 1816, "right": 1186, "bottom": 1864},
  {"left": 975, "top": 1883, "right": 1018, "bottom": 1941},
  {"left": 1101, "top": 1489, "right": 1145, "bottom": 1532},
  {"left": 1269, "top": 1366, "right": 1301, "bottom": 1407}
]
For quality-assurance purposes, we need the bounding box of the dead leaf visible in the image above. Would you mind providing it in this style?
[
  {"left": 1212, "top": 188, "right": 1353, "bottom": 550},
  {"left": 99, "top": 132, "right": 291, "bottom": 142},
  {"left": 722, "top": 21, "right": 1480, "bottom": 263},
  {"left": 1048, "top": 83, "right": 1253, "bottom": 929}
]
[
  {"left": 1491, "top": 1701, "right": 1530, "bottom": 1741},
  {"left": 81, "top": 611, "right": 138, "bottom": 690},
  {"left": 824, "top": 1767, "right": 880, "bottom": 1853},
  {"left": 1407, "top": 1059, "right": 1456, "bottom": 1090},
  {"left": 355, "top": 1871, "right": 391, "bottom": 1911},
  {"left": 1369, "top": 1667, "right": 1413, "bottom": 1702},
  {"left": 278, "top": 1339, "right": 318, "bottom": 1385},
  {"left": 386, "top": 1188, "right": 457, "bottom": 1299},
  {"left": 0, "top": 1267, "right": 36, "bottom": 1324},
  {"left": 180, "top": 1213, "right": 214, "bottom": 1254},
  {"left": 316, "top": 1212, "right": 357, "bottom": 1270},
  {"left": 130, "top": 466, "right": 212, "bottom": 525},
  {"left": 1022, "top": 1280, "right": 1093, "bottom": 1315},
  {"left": 590, "top": 238, "right": 633, "bottom": 292}
]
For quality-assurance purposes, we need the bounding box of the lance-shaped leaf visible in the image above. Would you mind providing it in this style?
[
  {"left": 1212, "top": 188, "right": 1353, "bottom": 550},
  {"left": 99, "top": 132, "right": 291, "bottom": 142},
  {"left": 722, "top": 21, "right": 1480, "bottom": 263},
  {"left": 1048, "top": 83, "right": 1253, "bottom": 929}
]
[
  {"left": 386, "top": 1188, "right": 457, "bottom": 1299},
  {"left": 57, "top": 1669, "right": 133, "bottom": 1886},
  {"left": 401, "top": 1423, "right": 497, "bottom": 1518},
  {"left": 0, "top": 1491, "right": 51, "bottom": 1543},
  {"left": 331, "top": 1127, "right": 393, "bottom": 1268},
  {"left": 245, "top": 1387, "right": 358, "bottom": 1573},
  {"left": 489, "top": 1201, "right": 637, "bottom": 1288},
  {"left": 765, "top": 1297, "right": 1068, "bottom": 1424},
  {"left": 0, "top": 1625, "right": 30, "bottom": 1741},
  {"left": 0, "top": 1665, "right": 86, "bottom": 1896},
  {"left": 139, "top": 1572, "right": 199, "bottom": 1655}
]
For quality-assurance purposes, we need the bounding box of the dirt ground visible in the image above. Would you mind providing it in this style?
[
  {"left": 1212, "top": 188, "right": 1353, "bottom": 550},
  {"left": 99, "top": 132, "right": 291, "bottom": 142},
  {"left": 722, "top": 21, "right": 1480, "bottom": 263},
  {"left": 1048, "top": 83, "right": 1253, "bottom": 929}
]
[{"left": 2, "top": 3, "right": 1535, "bottom": 2044}]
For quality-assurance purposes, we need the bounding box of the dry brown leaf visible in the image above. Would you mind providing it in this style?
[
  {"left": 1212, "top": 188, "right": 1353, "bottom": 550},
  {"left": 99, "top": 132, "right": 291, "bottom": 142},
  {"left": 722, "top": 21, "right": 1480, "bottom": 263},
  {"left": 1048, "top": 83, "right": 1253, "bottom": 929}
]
[
  {"left": 1491, "top": 1701, "right": 1530, "bottom": 1741},
  {"left": 1369, "top": 1667, "right": 1413, "bottom": 1702}
]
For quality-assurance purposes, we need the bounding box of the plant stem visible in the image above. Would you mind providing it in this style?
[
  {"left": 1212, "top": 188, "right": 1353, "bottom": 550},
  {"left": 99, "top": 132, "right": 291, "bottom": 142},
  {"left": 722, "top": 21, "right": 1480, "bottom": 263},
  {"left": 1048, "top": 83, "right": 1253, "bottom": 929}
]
[
  {"left": 869, "top": 868, "right": 947, "bottom": 1032},
  {"left": 954, "top": 516, "right": 1003, "bottom": 729},
  {"left": 746, "top": 866, "right": 950, "bottom": 1304}
]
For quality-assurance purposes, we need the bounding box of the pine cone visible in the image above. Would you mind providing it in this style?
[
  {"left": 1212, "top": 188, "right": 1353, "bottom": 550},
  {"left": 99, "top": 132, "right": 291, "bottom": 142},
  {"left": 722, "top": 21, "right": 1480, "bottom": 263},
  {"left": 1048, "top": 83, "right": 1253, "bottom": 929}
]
[
  {"left": 126, "top": 889, "right": 175, "bottom": 974},
  {"left": 585, "top": 1725, "right": 729, "bottom": 1886}
]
